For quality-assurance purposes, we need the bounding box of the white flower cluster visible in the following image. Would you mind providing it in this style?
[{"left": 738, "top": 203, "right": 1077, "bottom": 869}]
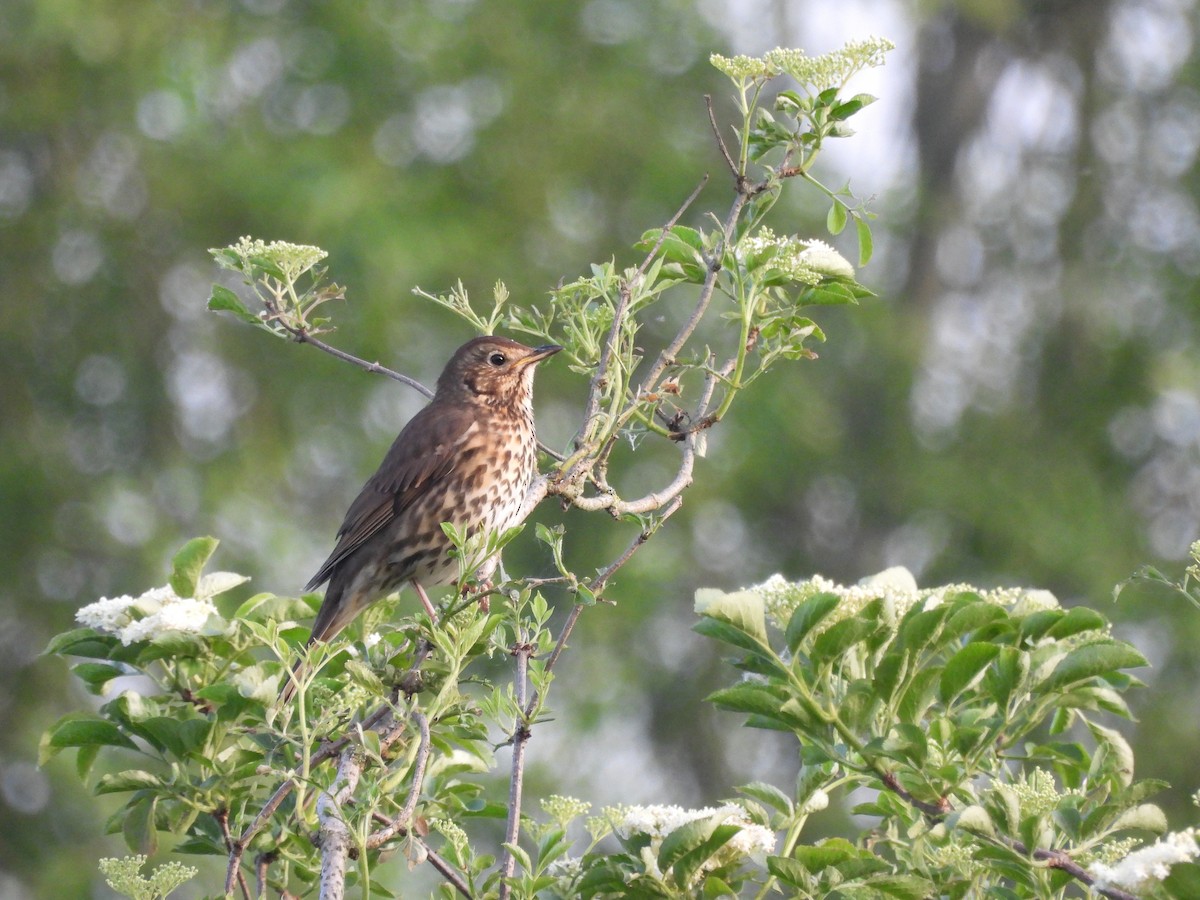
[
  {"left": 740, "top": 228, "right": 854, "bottom": 285},
  {"left": 711, "top": 38, "right": 894, "bottom": 90},
  {"left": 617, "top": 803, "right": 776, "bottom": 881},
  {"left": 1090, "top": 829, "right": 1200, "bottom": 892},
  {"left": 75, "top": 574, "right": 242, "bottom": 646},
  {"left": 99, "top": 855, "right": 198, "bottom": 900},
  {"left": 765, "top": 39, "right": 894, "bottom": 91},
  {"left": 751, "top": 568, "right": 1061, "bottom": 633},
  {"left": 1007, "top": 768, "right": 1077, "bottom": 818},
  {"left": 217, "top": 235, "right": 327, "bottom": 282}
]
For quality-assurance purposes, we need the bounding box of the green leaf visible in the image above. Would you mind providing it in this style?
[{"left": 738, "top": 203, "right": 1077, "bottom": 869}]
[
  {"left": 811, "top": 615, "right": 877, "bottom": 660},
  {"left": 1044, "top": 606, "right": 1107, "bottom": 640},
  {"left": 123, "top": 795, "right": 159, "bottom": 855},
  {"left": 40, "top": 714, "right": 137, "bottom": 764},
  {"left": 44, "top": 627, "right": 119, "bottom": 659},
  {"left": 659, "top": 818, "right": 739, "bottom": 888},
  {"left": 949, "top": 804, "right": 995, "bottom": 838},
  {"left": 71, "top": 662, "right": 126, "bottom": 693},
  {"left": 785, "top": 593, "right": 841, "bottom": 652},
  {"left": 694, "top": 589, "right": 769, "bottom": 646},
  {"left": 169, "top": 537, "right": 220, "bottom": 598},
  {"left": 95, "top": 770, "right": 164, "bottom": 795},
  {"left": 984, "top": 647, "right": 1029, "bottom": 708},
  {"left": 766, "top": 856, "right": 809, "bottom": 887},
  {"left": 1088, "top": 721, "right": 1135, "bottom": 787},
  {"left": 869, "top": 874, "right": 936, "bottom": 899},
  {"left": 939, "top": 643, "right": 1001, "bottom": 704},
  {"left": 738, "top": 782, "right": 793, "bottom": 816},
  {"left": 207, "top": 285, "right": 262, "bottom": 324},
  {"left": 1043, "top": 641, "right": 1147, "bottom": 692},
  {"left": 792, "top": 837, "right": 859, "bottom": 871},
  {"left": 135, "top": 717, "right": 211, "bottom": 758},
  {"left": 1163, "top": 862, "right": 1200, "bottom": 898},
  {"left": 1110, "top": 803, "right": 1168, "bottom": 834},
  {"left": 345, "top": 658, "right": 385, "bottom": 694},
  {"left": 705, "top": 684, "right": 786, "bottom": 719},
  {"left": 826, "top": 200, "right": 848, "bottom": 235},
  {"left": 855, "top": 217, "right": 874, "bottom": 267}
]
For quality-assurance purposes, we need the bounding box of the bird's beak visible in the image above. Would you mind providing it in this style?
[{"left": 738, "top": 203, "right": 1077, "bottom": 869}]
[{"left": 517, "top": 344, "right": 563, "bottom": 367}]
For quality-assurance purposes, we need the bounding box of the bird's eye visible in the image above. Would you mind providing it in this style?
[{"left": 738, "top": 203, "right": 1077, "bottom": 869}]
[{"left": 488, "top": 352, "right": 507, "bottom": 366}]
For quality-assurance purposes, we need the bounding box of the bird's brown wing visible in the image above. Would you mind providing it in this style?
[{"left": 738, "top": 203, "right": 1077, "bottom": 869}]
[{"left": 304, "top": 401, "right": 478, "bottom": 591}]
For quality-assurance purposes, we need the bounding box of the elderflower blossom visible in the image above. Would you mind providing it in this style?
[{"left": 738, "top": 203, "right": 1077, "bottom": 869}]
[
  {"left": 751, "top": 568, "right": 1064, "bottom": 634},
  {"left": 711, "top": 38, "right": 894, "bottom": 91},
  {"left": 211, "top": 236, "right": 327, "bottom": 282},
  {"left": 1007, "top": 768, "right": 1078, "bottom": 818},
  {"left": 1089, "top": 829, "right": 1200, "bottom": 892},
  {"left": 98, "top": 855, "right": 197, "bottom": 900},
  {"left": 542, "top": 794, "right": 591, "bottom": 829},
  {"left": 616, "top": 803, "right": 775, "bottom": 882},
  {"left": 709, "top": 52, "right": 778, "bottom": 80},
  {"left": 740, "top": 228, "right": 854, "bottom": 284},
  {"left": 76, "top": 573, "right": 242, "bottom": 646},
  {"left": 765, "top": 38, "right": 894, "bottom": 92}
]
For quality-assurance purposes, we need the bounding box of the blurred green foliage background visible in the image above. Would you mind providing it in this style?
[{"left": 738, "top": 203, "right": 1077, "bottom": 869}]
[{"left": 3, "top": 0, "right": 1200, "bottom": 895}]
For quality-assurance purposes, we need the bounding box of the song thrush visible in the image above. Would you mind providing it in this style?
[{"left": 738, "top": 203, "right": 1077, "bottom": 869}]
[{"left": 281, "top": 336, "right": 560, "bottom": 701}]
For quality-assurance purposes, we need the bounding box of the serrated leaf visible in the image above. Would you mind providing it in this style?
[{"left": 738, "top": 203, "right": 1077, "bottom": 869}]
[
  {"left": 939, "top": 643, "right": 1001, "bottom": 704},
  {"left": 1163, "top": 862, "right": 1200, "bottom": 898},
  {"left": 738, "top": 782, "right": 793, "bottom": 815},
  {"left": 827, "top": 200, "right": 848, "bottom": 235},
  {"left": 1043, "top": 641, "right": 1147, "bottom": 692},
  {"left": 785, "top": 593, "right": 841, "bottom": 652},
  {"left": 95, "top": 770, "right": 164, "bottom": 795},
  {"left": 44, "top": 627, "right": 119, "bottom": 659},
  {"left": 705, "top": 684, "right": 786, "bottom": 719},
  {"left": 207, "top": 285, "right": 262, "bottom": 324},
  {"left": 793, "top": 837, "right": 859, "bottom": 871},
  {"left": 694, "top": 589, "right": 768, "bottom": 646},
  {"left": 1044, "top": 606, "right": 1107, "bottom": 639},
  {"left": 766, "top": 856, "right": 809, "bottom": 887},
  {"left": 950, "top": 804, "right": 995, "bottom": 837},
  {"left": 855, "top": 217, "right": 874, "bottom": 267},
  {"left": 41, "top": 714, "right": 137, "bottom": 764},
  {"left": 659, "top": 817, "right": 739, "bottom": 887},
  {"left": 1111, "top": 803, "right": 1168, "bottom": 834},
  {"left": 870, "top": 874, "right": 936, "bottom": 899},
  {"left": 71, "top": 662, "right": 126, "bottom": 693},
  {"left": 811, "top": 616, "right": 877, "bottom": 660},
  {"left": 123, "top": 795, "right": 159, "bottom": 855},
  {"left": 196, "top": 571, "right": 250, "bottom": 600},
  {"left": 169, "top": 537, "right": 219, "bottom": 598}
]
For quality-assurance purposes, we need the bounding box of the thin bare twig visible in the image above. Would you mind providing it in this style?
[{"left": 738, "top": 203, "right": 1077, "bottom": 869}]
[
  {"left": 706, "top": 94, "right": 739, "bottom": 178},
  {"left": 254, "top": 853, "right": 274, "bottom": 900},
  {"left": 567, "top": 432, "right": 697, "bottom": 516},
  {"left": 215, "top": 808, "right": 253, "bottom": 900},
  {"left": 573, "top": 176, "right": 709, "bottom": 456},
  {"left": 497, "top": 641, "right": 534, "bottom": 900},
  {"left": 366, "top": 711, "right": 432, "bottom": 849},
  {"left": 423, "top": 841, "right": 475, "bottom": 899},
  {"left": 525, "top": 494, "right": 684, "bottom": 722},
  {"left": 292, "top": 330, "right": 434, "bottom": 398}
]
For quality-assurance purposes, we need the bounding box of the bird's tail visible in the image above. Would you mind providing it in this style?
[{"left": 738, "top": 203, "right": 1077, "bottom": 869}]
[{"left": 276, "top": 581, "right": 366, "bottom": 706}]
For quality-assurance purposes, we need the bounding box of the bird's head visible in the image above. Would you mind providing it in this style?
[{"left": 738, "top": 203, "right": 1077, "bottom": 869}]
[{"left": 436, "top": 336, "right": 562, "bottom": 406}]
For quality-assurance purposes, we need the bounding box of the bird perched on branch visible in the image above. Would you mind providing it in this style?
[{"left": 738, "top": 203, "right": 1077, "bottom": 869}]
[{"left": 280, "top": 336, "right": 561, "bottom": 702}]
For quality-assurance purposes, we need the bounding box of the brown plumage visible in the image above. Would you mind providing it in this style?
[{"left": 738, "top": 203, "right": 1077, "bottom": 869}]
[{"left": 280, "top": 336, "right": 560, "bottom": 702}]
